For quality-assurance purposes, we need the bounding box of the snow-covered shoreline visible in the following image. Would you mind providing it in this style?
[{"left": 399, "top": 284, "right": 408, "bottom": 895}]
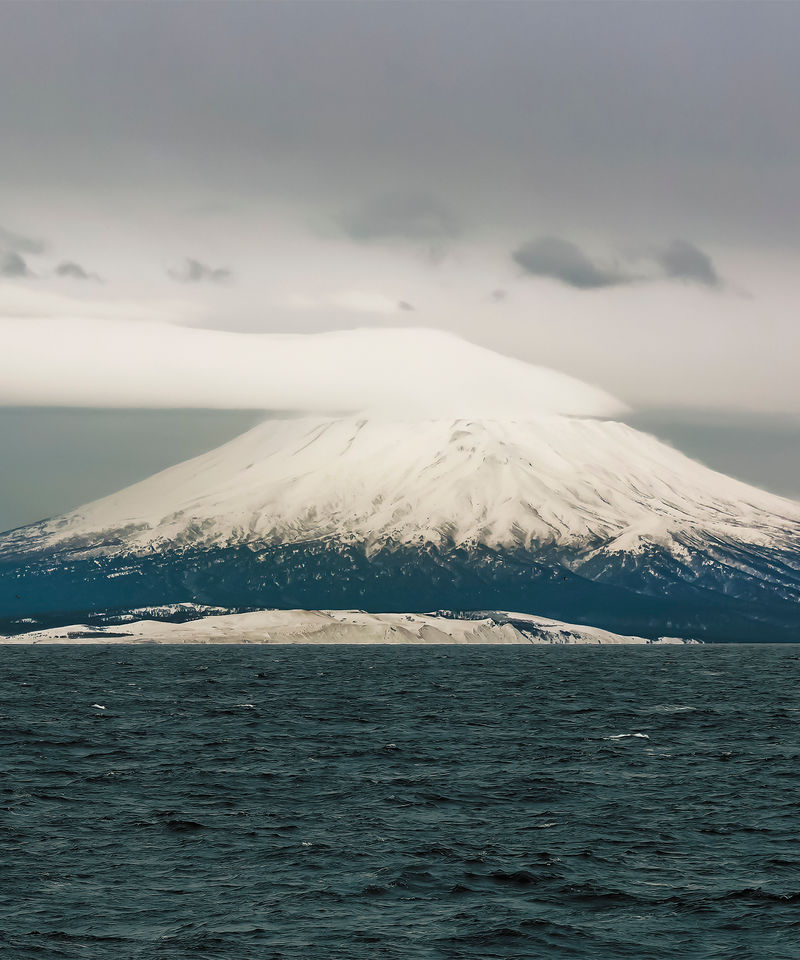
[{"left": 0, "top": 609, "right": 697, "bottom": 645}]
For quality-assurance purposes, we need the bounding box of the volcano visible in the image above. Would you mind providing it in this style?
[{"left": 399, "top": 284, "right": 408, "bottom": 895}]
[{"left": 2, "top": 330, "right": 799, "bottom": 641}]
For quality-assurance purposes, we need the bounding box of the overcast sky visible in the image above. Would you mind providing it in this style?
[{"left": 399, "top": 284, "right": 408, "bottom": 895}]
[{"left": 1, "top": 1, "right": 799, "bottom": 413}]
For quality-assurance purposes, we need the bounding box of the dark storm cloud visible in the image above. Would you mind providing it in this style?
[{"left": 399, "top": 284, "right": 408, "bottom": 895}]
[
  {"left": 0, "top": 226, "right": 44, "bottom": 256},
  {"left": 0, "top": 251, "right": 32, "bottom": 278},
  {"left": 341, "top": 193, "right": 458, "bottom": 244},
  {"left": 513, "top": 237, "right": 630, "bottom": 290},
  {"left": 168, "top": 259, "right": 233, "bottom": 285},
  {"left": 55, "top": 260, "right": 101, "bottom": 282},
  {"left": 655, "top": 240, "right": 720, "bottom": 288}
]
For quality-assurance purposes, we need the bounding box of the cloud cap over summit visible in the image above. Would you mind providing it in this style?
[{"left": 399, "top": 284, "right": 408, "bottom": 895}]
[{"left": 0, "top": 321, "right": 625, "bottom": 419}]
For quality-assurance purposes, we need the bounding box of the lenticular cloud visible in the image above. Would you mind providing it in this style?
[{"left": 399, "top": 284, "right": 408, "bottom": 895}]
[{"left": 0, "top": 319, "right": 625, "bottom": 419}]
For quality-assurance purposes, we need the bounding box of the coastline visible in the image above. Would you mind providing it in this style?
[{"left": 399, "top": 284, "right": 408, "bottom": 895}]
[{"left": 0, "top": 609, "right": 697, "bottom": 645}]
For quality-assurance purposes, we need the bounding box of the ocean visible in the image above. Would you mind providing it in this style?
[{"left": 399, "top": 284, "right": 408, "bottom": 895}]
[{"left": 1, "top": 644, "right": 798, "bottom": 959}]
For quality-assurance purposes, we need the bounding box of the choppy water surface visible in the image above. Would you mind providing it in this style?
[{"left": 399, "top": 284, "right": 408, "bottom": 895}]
[{"left": 1, "top": 644, "right": 799, "bottom": 959}]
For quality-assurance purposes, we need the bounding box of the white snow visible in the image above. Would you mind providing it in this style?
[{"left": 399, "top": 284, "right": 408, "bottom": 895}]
[
  {"left": 0, "top": 321, "right": 623, "bottom": 418},
  {"left": 11, "top": 414, "right": 799, "bottom": 564},
  {"left": 497, "top": 612, "right": 697, "bottom": 645},
  {"left": 1, "top": 609, "right": 667, "bottom": 645}
]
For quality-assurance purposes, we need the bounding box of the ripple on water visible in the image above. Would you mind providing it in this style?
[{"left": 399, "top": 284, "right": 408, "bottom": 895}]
[{"left": 0, "top": 643, "right": 798, "bottom": 960}]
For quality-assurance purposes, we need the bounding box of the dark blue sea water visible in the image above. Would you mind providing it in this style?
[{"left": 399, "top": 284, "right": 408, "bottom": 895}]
[{"left": 1, "top": 644, "right": 799, "bottom": 959}]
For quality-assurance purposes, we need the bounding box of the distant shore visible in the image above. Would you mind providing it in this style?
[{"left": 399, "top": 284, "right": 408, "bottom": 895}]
[{"left": 0, "top": 609, "right": 697, "bottom": 645}]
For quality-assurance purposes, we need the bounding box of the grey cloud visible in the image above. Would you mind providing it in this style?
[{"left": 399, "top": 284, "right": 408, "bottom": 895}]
[
  {"left": 490, "top": 289, "right": 507, "bottom": 303},
  {"left": 169, "top": 258, "right": 233, "bottom": 284},
  {"left": 513, "top": 237, "right": 629, "bottom": 290},
  {"left": 1, "top": 3, "right": 799, "bottom": 248},
  {"left": 0, "top": 226, "right": 44, "bottom": 256},
  {"left": 0, "top": 250, "right": 32, "bottom": 277},
  {"left": 655, "top": 239, "right": 720, "bottom": 287},
  {"left": 398, "top": 300, "right": 414, "bottom": 311},
  {"left": 56, "top": 260, "right": 101, "bottom": 282},
  {"left": 513, "top": 237, "right": 725, "bottom": 291},
  {"left": 0, "top": 2, "right": 794, "bottom": 413},
  {"left": 341, "top": 193, "right": 458, "bottom": 244}
]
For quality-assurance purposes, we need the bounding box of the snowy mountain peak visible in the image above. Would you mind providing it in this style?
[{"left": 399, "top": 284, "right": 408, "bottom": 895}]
[{"left": 10, "top": 415, "right": 800, "bottom": 562}]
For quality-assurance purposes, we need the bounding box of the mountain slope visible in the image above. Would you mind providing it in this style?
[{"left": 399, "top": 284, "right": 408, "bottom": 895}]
[{"left": 5, "top": 415, "right": 798, "bottom": 558}]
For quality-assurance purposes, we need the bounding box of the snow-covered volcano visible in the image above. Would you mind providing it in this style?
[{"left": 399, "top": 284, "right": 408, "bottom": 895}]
[
  {"left": 1, "top": 330, "right": 799, "bottom": 641},
  {"left": 7, "top": 415, "right": 799, "bottom": 563}
]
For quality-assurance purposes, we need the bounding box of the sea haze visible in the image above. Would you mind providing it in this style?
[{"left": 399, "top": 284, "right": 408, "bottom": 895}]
[{"left": 2, "top": 644, "right": 798, "bottom": 959}]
